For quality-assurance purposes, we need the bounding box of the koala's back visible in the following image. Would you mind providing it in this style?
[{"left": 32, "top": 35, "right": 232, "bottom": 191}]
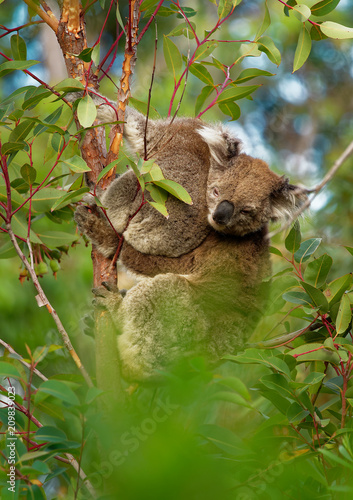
[{"left": 122, "top": 118, "right": 212, "bottom": 257}]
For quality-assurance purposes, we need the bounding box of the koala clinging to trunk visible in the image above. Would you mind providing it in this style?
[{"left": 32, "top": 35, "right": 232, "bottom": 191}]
[{"left": 75, "top": 108, "right": 306, "bottom": 381}]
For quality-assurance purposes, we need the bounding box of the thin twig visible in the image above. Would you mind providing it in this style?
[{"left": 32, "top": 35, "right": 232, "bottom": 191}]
[
  {"left": 0, "top": 382, "right": 97, "bottom": 498},
  {"left": 144, "top": 21, "right": 158, "bottom": 160},
  {"left": 6, "top": 226, "right": 94, "bottom": 388},
  {"left": 267, "top": 138, "right": 353, "bottom": 240},
  {"left": 0, "top": 338, "right": 48, "bottom": 382}
]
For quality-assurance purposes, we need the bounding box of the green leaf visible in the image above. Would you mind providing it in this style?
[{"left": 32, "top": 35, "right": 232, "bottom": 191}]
[
  {"left": 311, "top": 0, "right": 340, "bottom": 17},
  {"left": 55, "top": 78, "right": 85, "bottom": 92},
  {"left": 217, "top": 85, "right": 260, "bottom": 104},
  {"left": 116, "top": 6, "right": 126, "bottom": 33},
  {"left": 260, "top": 389, "right": 292, "bottom": 414},
  {"left": 285, "top": 221, "right": 301, "bottom": 253},
  {"left": 77, "top": 94, "right": 97, "bottom": 128},
  {"left": 301, "top": 281, "right": 329, "bottom": 312},
  {"left": 96, "top": 161, "right": 119, "bottom": 183},
  {"left": 310, "top": 23, "right": 327, "bottom": 41},
  {"left": 255, "top": 0, "right": 270, "bottom": 39},
  {"left": 20, "top": 164, "right": 36, "bottom": 185},
  {"left": 336, "top": 294, "right": 352, "bottom": 335},
  {"left": 218, "top": 0, "right": 242, "bottom": 18},
  {"left": 144, "top": 163, "right": 164, "bottom": 181},
  {"left": 78, "top": 47, "right": 93, "bottom": 62},
  {"left": 140, "top": 0, "right": 159, "bottom": 11},
  {"left": 11, "top": 212, "right": 43, "bottom": 244},
  {"left": 146, "top": 184, "right": 168, "bottom": 204},
  {"left": 11, "top": 34, "right": 27, "bottom": 61},
  {"left": 20, "top": 451, "right": 50, "bottom": 463},
  {"left": 225, "top": 349, "right": 291, "bottom": 377},
  {"left": 0, "top": 142, "right": 26, "bottom": 156},
  {"left": 168, "top": 21, "right": 196, "bottom": 39},
  {"left": 218, "top": 101, "right": 241, "bottom": 120},
  {"left": 325, "top": 274, "right": 352, "bottom": 305},
  {"left": 51, "top": 186, "right": 90, "bottom": 211},
  {"left": 287, "top": 401, "right": 310, "bottom": 424},
  {"left": 60, "top": 155, "right": 90, "bottom": 173},
  {"left": 289, "top": 343, "right": 340, "bottom": 365},
  {"left": 293, "top": 24, "right": 312, "bottom": 73},
  {"left": 31, "top": 188, "right": 66, "bottom": 213},
  {"left": 9, "top": 119, "right": 35, "bottom": 143},
  {"left": 195, "top": 85, "right": 214, "bottom": 115},
  {"left": 217, "top": 376, "right": 251, "bottom": 400},
  {"left": 35, "top": 380, "right": 80, "bottom": 406},
  {"left": 269, "top": 246, "right": 283, "bottom": 257},
  {"left": 321, "top": 21, "right": 353, "bottom": 39},
  {"left": 344, "top": 246, "right": 353, "bottom": 257},
  {"left": 198, "top": 424, "right": 249, "bottom": 457},
  {"left": 152, "top": 179, "right": 192, "bottom": 205},
  {"left": 257, "top": 36, "right": 281, "bottom": 65},
  {"left": 51, "top": 132, "right": 66, "bottom": 152},
  {"left": 208, "top": 391, "right": 252, "bottom": 408},
  {"left": 0, "top": 59, "right": 39, "bottom": 78},
  {"left": 282, "top": 290, "right": 312, "bottom": 307},
  {"left": 35, "top": 426, "right": 67, "bottom": 443},
  {"left": 294, "top": 238, "right": 321, "bottom": 263},
  {"left": 22, "top": 86, "right": 52, "bottom": 110},
  {"left": 304, "top": 254, "right": 333, "bottom": 288},
  {"left": 189, "top": 63, "right": 214, "bottom": 85},
  {"left": 85, "top": 387, "right": 104, "bottom": 405},
  {"left": 147, "top": 201, "right": 169, "bottom": 218},
  {"left": 235, "top": 68, "right": 275, "bottom": 84},
  {"left": 0, "top": 85, "right": 34, "bottom": 106},
  {"left": 129, "top": 97, "right": 160, "bottom": 119},
  {"left": 36, "top": 231, "right": 78, "bottom": 248},
  {"left": 260, "top": 373, "right": 294, "bottom": 398},
  {"left": 0, "top": 185, "right": 26, "bottom": 210},
  {"left": 0, "top": 361, "right": 22, "bottom": 379},
  {"left": 163, "top": 36, "right": 182, "bottom": 81},
  {"left": 292, "top": 4, "right": 311, "bottom": 21},
  {"left": 194, "top": 41, "right": 218, "bottom": 61}
]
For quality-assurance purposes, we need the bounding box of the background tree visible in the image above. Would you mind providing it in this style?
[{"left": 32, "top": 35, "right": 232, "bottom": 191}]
[{"left": 0, "top": 0, "right": 353, "bottom": 498}]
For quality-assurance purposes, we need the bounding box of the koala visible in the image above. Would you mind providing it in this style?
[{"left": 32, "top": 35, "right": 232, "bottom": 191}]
[
  {"left": 75, "top": 107, "right": 306, "bottom": 381},
  {"left": 75, "top": 108, "right": 241, "bottom": 263}
]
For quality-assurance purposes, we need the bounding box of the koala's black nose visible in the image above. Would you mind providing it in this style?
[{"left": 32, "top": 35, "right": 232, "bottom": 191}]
[{"left": 212, "top": 201, "right": 234, "bottom": 225}]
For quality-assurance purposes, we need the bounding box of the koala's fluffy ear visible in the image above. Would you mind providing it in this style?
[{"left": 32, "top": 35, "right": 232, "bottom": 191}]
[
  {"left": 270, "top": 177, "right": 308, "bottom": 221},
  {"left": 198, "top": 125, "right": 241, "bottom": 167}
]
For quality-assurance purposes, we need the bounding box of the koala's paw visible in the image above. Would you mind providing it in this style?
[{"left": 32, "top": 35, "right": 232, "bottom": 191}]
[
  {"left": 74, "top": 205, "right": 99, "bottom": 239},
  {"left": 92, "top": 284, "right": 122, "bottom": 312}
]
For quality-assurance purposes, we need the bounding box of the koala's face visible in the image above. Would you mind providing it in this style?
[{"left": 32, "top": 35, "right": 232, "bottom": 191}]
[{"left": 207, "top": 154, "right": 305, "bottom": 236}]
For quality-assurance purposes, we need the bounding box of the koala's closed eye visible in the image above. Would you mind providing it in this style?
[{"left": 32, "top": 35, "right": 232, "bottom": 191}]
[{"left": 239, "top": 206, "right": 256, "bottom": 215}]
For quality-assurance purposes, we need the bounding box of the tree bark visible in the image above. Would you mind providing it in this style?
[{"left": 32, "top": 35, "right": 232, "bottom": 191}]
[{"left": 57, "top": 1, "right": 123, "bottom": 402}]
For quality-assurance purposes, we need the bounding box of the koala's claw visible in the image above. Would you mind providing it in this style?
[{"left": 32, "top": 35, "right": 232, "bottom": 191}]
[
  {"left": 102, "top": 281, "right": 119, "bottom": 293},
  {"left": 92, "top": 285, "right": 110, "bottom": 298}
]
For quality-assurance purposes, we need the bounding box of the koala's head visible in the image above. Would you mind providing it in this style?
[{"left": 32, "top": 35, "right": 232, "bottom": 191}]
[{"left": 205, "top": 152, "right": 307, "bottom": 236}]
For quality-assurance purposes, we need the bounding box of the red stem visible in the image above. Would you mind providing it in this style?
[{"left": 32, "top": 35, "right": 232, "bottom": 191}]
[{"left": 137, "top": 0, "right": 165, "bottom": 43}]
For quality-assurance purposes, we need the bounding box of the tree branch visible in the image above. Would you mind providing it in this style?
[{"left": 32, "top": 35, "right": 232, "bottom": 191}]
[
  {"left": 21, "top": 0, "right": 59, "bottom": 33},
  {"left": 267, "top": 138, "right": 353, "bottom": 240},
  {"left": 6, "top": 225, "right": 94, "bottom": 388},
  {"left": 105, "top": 0, "right": 141, "bottom": 172},
  {"left": 0, "top": 380, "right": 97, "bottom": 498}
]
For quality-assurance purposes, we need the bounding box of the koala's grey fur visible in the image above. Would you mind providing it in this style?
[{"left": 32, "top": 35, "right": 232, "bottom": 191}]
[{"left": 74, "top": 106, "right": 307, "bottom": 381}]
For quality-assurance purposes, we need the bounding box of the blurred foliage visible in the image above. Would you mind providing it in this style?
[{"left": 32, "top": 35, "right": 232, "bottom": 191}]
[{"left": 0, "top": 0, "right": 353, "bottom": 499}]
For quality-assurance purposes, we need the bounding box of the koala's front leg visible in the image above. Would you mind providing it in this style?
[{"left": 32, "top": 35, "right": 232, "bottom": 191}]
[{"left": 74, "top": 204, "right": 120, "bottom": 258}]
